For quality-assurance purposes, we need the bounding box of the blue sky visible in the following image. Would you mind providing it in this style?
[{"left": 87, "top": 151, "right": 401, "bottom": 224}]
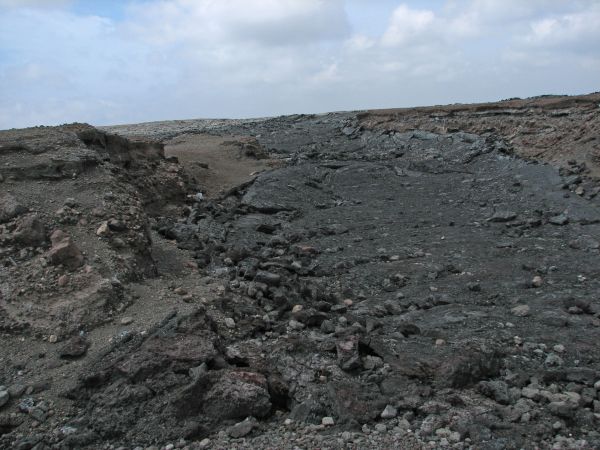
[{"left": 0, "top": 0, "right": 599, "bottom": 129}]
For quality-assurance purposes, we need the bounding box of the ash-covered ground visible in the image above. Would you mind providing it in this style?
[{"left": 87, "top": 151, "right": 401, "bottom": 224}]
[{"left": 1, "top": 93, "right": 600, "bottom": 449}]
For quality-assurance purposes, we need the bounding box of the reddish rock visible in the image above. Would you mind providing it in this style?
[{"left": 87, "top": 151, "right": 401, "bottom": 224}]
[
  {"left": 47, "top": 230, "right": 84, "bottom": 270},
  {"left": 201, "top": 370, "right": 272, "bottom": 420}
]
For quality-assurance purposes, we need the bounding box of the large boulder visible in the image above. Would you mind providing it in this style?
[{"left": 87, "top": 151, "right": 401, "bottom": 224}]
[
  {"left": 47, "top": 229, "right": 84, "bottom": 270},
  {"left": 59, "top": 335, "right": 90, "bottom": 358},
  {"left": 327, "top": 381, "right": 386, "bottom": 424},
  {"left": 12, "top": 214, "right": 46, "bottom": 247},
  {"left": 176, "top": 370, "right": 272, "bottom": 420},
  {"left": 0, "top": 193, "right": 27, "bottom": 223},
  {"left": 437, "top": 347, "right": 503, "bottom": 388}
]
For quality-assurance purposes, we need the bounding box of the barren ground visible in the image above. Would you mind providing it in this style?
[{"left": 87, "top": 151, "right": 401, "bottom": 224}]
[{"left": 1, "top": 94, "right": 600, "bottom": 450}]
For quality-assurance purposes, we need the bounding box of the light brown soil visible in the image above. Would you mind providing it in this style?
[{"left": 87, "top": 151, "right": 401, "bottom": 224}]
[{"left": 165, "top": 134, "right": 282, "bottom": 198}]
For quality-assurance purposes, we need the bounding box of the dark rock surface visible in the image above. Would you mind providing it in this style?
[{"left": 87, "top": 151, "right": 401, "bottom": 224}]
[{"left": 2, "top": 96, "right": 600, "bottom": 449}]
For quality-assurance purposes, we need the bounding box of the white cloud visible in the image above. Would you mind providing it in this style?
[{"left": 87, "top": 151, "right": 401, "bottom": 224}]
[
  {"left": 0, "top": 0, "right": 70, "bottom": 8},
  {"left": 448, "top": 0, "right": 573, "bottom": 24},
  {"left": 127, "top": 0, "right": 350, "bottom": 47},
  {"left": 523, "top": 4, "right": 600, "bottom": 51},
  {"left": 310, "top": 63, "right": 341, "bottom": 84},
  {"left": 344, "top": 34, "right": 375, "bottom": 52},
  {"left": 0, "top": 0, "right": 599, "bottom": 129},
  {"left": 381, "top": 5, "right": 435, "bottom": 47},
  {"left": 0, "top": 7, "right": 175, "bottom": 126},
  {"left": 379, "top": 3, "right": 482, "bottom": 50}
]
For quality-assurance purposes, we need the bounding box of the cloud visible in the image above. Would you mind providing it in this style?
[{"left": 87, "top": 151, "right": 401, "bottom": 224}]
[
  {"left": 379, "top": 3, "right": 481, "bottom": 51},
  {"left": 381, "top": 5, "right": 435, "bottom": 47},
  {"left": 0, "top": 0, "right": 598, "bottom": 129},
  {"left": 0, "top": 7, "right": 175, "bottom": 126},
  {"left": 522, "top": 4, "right": 600, "bottom": 51},
  {"left": 0, "top": 0, "right": 71, "bottom": 8},
  {"left": 498, "top": 2, "right": 600, "bottom": 71},
  {"left": 119, "top": 0, "right": 353, "bottom": 100},
  {"left": 128, "top": 0, "right": 350, "bottom": 47}
]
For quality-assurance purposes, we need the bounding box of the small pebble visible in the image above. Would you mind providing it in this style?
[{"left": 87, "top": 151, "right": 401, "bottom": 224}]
[
  {"left": 511, "top": 304, "right": 530, "bottom": 317},
  {"left": 198, "top": 438, "right": 211, "bottom": 449},
  {"left": 322, "top": 416, "right": 335, "bottom": 426},
  {"left": 57, "top": 275, "right": 68, "bottom": 287},
  {"left": 553, "top": 344, "right": 565, "bottom": 353},
  {"left": 0, "top": 390, "right": 9, "bottom": 408},
  {"left": 381, "top": 405, "right": 397, "bottom": 419}
]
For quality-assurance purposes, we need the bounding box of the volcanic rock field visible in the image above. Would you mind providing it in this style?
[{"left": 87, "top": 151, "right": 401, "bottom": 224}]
[{"left": 1, "top": 93, "right": 600, "bottom": 449}]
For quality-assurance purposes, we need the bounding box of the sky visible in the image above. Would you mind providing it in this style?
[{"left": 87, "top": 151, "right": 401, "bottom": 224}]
[{"left": 0, "top": 0, "right": 599, "bottom": 129}]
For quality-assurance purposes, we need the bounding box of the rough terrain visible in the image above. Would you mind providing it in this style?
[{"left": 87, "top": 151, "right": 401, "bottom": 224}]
[{"left": 1, "top": 93, "right": 600, "bottom": 450}]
